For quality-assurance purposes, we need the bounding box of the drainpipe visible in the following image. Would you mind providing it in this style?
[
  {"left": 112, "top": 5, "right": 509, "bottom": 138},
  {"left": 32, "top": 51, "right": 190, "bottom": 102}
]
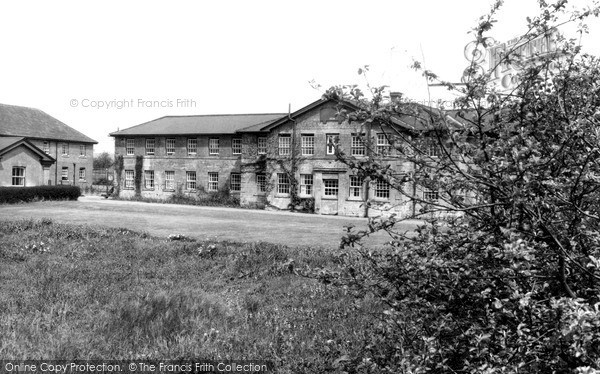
[
  {"left": 288, "top": 104, "right": 298, "bottom": 209},
  {"left": 364, "top": 122, "right": 372, "bottom": 218},
  {"left": 73, "top": 163, "right": 76, "bottom": 186},
  {"left": 54, "top": 141, "right": 58, "bottom": 185}
]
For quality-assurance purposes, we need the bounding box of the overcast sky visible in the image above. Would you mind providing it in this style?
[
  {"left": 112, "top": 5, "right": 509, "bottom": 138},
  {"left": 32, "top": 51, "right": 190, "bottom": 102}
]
[{"left": 0, "top": 0, "right": 598, "bottom": 154}]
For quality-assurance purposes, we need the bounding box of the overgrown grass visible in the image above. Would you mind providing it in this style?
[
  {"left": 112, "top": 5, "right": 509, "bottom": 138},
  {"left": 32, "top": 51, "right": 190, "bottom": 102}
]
[
  {"left": 0, "top": 219, "right": 378, "bottom": 372},
  {"left": 115, "top": 191, "right": 241, "bottom": 208}
]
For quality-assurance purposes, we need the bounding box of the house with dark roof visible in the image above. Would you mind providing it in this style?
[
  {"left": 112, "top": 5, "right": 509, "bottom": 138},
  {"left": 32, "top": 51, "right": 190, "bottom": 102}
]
[
  {"left": 0, "top": 103, "right": 97, "bottom": 187},
  {"left": 110, "top": 97, "right": 430, "bottom": 217}
]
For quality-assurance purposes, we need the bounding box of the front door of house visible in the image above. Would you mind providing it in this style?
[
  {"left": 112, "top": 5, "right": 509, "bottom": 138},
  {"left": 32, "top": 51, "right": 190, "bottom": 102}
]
[{"left": 319, "top": 174, "right": 339, "bottom": 215}]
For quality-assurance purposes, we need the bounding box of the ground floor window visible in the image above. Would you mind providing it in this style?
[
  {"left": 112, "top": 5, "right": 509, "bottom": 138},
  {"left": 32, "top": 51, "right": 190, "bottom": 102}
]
[
  {"left": 277, "top": 173, "right": 290, "bottom": 194},
  {"left": 61, "top": 167, "right": 69, "bottom": 182},
  {"left": 165, "top": 171, "right": 175, "bottom": 190},
  {"left": 125, "top": 170, "right": 134, "bottom": 189},
  {"left": 349, "top": 176, "right": 363, "bottom": 197},
  {"left": 300, "top": 174, "right": 313, "bottom": 195},
  {"left": 208, "top": 172, "right": 219, "bottom": 191},
  {"left": 374, "top": 179, "right": 390, "bottom": 199},
  {"left": 423, "top": 188, "right": 439, "bottom": 202},
  {"left": 144, "top": 170, "right": 155, "bottom": 189},
  {"left": 186, "top": 171, "right": 197, "bottom": 190},
  {"left": 256, "top": 173, "right": 266, "bottom": 193},
  {"left": 12, "top": 167, "right": 25, "bottom": 186},
  {"left": 323, "top": 179, "right": 339, "bottom": 197},
  {"left": 79, "top": 168, "right": 86, "bottom": 181},
  {"left": 230, "top": 173, "right": 241, "bottom": 192}
]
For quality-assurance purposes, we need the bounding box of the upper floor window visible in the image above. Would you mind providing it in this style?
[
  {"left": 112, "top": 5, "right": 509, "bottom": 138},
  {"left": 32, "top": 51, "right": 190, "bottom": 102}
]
[
  {"left": 187, "top": 138, "right": 197, "bottom": 155},
  {"left": 349, "top": 176, "right": 363, "bottom": 198},
  {"left": 232, "top": 138, "right": 242, "bottom": 155},
  {"left": 426, "top": 144, "right": 440, "bottom": 157},
  {"left": 326, "top": 134, "right": 339, "bottom": 155},
  {"left": 423, "top": 188, "right": 439, "bottom": 202},
  {"left": 126, "top": 139, "right": 135, "bottom": 155},
  {"left": 208, "top": 172, "right": 219, "bottom": 191},
  {"left": 376, "top": 133, "right": 391, "bottom": 155},
  {"left": 12, "top": 167, "right": 25, "bottom": 186},
  {"left": 62, "top": 143, "right": 69, "bottom": 156},
  {"left": 257, "top": 137, "right": 267, "bottom": 155},
  {"left": 145, "top": 139, "right": 155, "bottom": 155},
  {"left": 79, "top": 144, "right": 86, "bottom": 157},
  {"left": 230, "top": 173, "right": 241, "bottom": 192},
  {"left": 300, "top": 174, "right": 313, "bottom": 196},
  {"left": 351, "top": 134, "right": 366, "bottom": 156},
  {"left": 43, "top": 142, "right": 50, "bottom": 154},
  {"left": 209, "top": 138, "right": 220, "bottom": 155},
  {"left": 301, "top": 134, "right": 315, "bottom": 156},
  {"left": 279, "top": 134, "right": 291, "bottom": 156},
  {"left": 166, "top": 138, "right": 176, "bottom": 155}
]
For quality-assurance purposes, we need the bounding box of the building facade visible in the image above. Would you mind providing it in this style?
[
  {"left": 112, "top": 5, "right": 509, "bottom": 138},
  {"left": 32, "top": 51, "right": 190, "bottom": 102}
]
[
  {"left": 0, "top": 103, "right": 97, "bottom": 187},
  {"left": 110, "top": 98, "right": 431, "bottom": 217}
]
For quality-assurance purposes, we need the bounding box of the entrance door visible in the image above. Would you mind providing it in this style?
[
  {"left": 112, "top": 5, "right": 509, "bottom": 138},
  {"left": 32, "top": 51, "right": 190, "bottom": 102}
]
[{"left": 320, "top": 176, "right": 339, "bottom": 215}]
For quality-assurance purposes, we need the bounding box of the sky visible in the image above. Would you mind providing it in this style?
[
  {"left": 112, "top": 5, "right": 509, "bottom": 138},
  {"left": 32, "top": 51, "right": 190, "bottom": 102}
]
[{"left": 0, "top": 0, "right": 598, "bottom": 154}]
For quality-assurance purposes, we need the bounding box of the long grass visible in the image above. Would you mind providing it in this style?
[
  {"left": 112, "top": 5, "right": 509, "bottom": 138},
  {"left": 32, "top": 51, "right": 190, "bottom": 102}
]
[{"left": 0, "top": 219, "right": 378, "bottom": 372}]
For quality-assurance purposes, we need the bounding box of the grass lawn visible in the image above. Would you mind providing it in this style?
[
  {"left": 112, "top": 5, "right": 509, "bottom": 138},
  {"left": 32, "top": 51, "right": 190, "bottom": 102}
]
[{"left": 0, "top": 219, "right": 379, "bottom": 372}]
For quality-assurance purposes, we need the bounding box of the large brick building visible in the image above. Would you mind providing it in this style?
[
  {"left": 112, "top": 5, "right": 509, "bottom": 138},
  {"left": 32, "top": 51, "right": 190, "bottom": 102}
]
[
  {"left": 110, "top": 98, "right": 428, "bottom": 217},
  {"left": 0, "top": 103, "right": 97, "bottom": 187}
]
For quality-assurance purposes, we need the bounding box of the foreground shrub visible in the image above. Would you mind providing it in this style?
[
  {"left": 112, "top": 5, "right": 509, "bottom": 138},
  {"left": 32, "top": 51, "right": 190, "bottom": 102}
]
[{"left": 0, "top": 186, "right": 80, "bottom": 204}]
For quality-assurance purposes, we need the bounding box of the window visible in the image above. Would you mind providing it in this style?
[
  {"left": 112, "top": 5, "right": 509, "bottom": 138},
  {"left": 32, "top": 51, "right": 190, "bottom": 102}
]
[
  {"left": 323, "top": 179, "right": 339, "bottom": 197},
  {"left": 351, "top": 134, "right": 366, "bottom": 156},
  {"left": 277, "top": 173, "right": 290, "bottom": 194},
  {"left": 165, "top": 171, "right": 175, "bottom": 190},
  {"left": 426, "top": 144, "right": 440, "bottom": 157},
  {"left": 166, "top": 138, "right": 176, "bottom": 155},
  {"left": 61, "top": 167, "right": 69, "bottom": 181},
  {"left": 144, "top": 170, "right": 155, "bottom": 189},
  {"left": 11, "top": 167, "right": 25, "bottom": 186},
  {"left": 301, "top": 134, "right": 314, "bottom": 155},
  {"left": 326, "top": 134, "right": 339, "bottom": 155},
  {"left": 79, "top": 168, "right": 86, "bottom": 181},
  {"left": 187, "top": 138, "right": 197, "bottom": 155},
  {"left": 145, "top": 139, "right": 155, "bottom": 155},
  {"left": 42, "top": 142, "right": 50, "bottom": 154},
  {"left": 208, "top": 172, "right": 219, "bottom": 191},
  {"left": 126, "top": 139, "right": 135, "bottom": 155},
  {"left": 374, "top": 179, "right": 390, "bottom": 199},
  {"left": 300, "top": 174, "right": 313, "bottom": 195},
  {"left": 62, "top": 143, "right": 69, "bottom": 156},
  {"left": 423, "top": 188, "right": 439, "bottom": 202},
  {"left": 279, "top": 134, "right": 291, "bottom": 156},
  {"left": 232, "top": 138, "right": 242, "bottom": 155},
  {"left": 230, "top": 173, "right": 241, "bottom": 192},
  {"left": 256, "top": 173, "right": 266, "bottom": 193},
  {"left": 209, "top": 138, "right": 220, "bottom": 155},
  {"left": 186, "top": 171, "right": 197, "bottom": 190},
  {"left": 376, "top": 133, "right": 391, "bottom": 155},
  {"left": 257, "top": 137, "right": 267, "bottom": 155},
  {"left": 125, "top": 170, "right": 134, "bottom": 189},
  {"left": 349, "top": 176, "right": 363, "bottom": 197}
]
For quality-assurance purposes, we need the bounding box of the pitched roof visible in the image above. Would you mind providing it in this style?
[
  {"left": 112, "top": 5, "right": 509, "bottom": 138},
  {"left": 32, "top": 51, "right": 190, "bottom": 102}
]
[
  {"left": 0, "top": 103, "right": 97, "bottom": 144},
  {"left": 110, "top": 113, "right": 287, "bottom": 136},
  {"left": 0, "top": 136, "right": 55, "bottom": 163}
]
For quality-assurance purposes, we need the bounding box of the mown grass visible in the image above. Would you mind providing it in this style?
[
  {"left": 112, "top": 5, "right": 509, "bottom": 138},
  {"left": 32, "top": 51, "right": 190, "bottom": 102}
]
[{"left": 0, "top": 219, "right": 378, "bottom": 372}]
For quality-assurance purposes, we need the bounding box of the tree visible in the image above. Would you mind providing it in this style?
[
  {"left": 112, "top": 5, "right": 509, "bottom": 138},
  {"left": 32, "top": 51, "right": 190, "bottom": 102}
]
[
  {"left": 93, "top": 151, "right": 114, "bottom": 170},
  {"left": 315, "top": 1, "right": 600, "bottom": 372}
]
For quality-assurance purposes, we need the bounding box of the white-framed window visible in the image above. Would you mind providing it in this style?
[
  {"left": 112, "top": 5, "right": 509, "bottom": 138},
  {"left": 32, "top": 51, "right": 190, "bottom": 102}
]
[
  {"left": 42, "top": 141, "right": 50, "bottom": 154},
  {"left": 79, "top": 168, "right": 86, "bottom": 181},
  {"left": 426, "top": 144, "right": 440, "bottom": 157},
  {"left": 61, "top": 167, "right": 69, "bottom": 181},
  {"left": 257, "top": 137, "right": 267, "bottom": 155},
  {"left": 256, "top": 173, "right": 266, "bottom": 193},
  {"left": 351, "top": 134, "right": 366, "bottom": 156},
  {"left": 423, "top": 188, "right": 439, "bottom": 202},
  {"left": 232, "top": 138, "right": 242, "bottom": 155},
  {"left": 374, "top": 179, "right": 390, "bottom": 199},
  {"left": 326, "top": 134, "right": 339, "bottom": 155},
  {"left": 279, "top": 134, "right": 291, "bottom": 156},
  {"left": 300, "top": 174, "right": 313, "bottom": 195},
  {"left": 208, "top": 172, "right": 219, "bottom": 191},
  {"left": 11, "top": 167, "right": 25, "bottom": 186},
  {"left": 277, "top": 173, "right": 290, "bottom": 194},
  {"left": 349, "top": 175, "right": 363, "bottom": 197},
  {"left": 187, "top": 138, "right": 197, "bottom": 155},
  {"left": 125, "top": 170, "right": 134, "bottom": 189},
  {"left": 62, "top": 143, "right": 69, "bottom": 156},
  {"left": 376, "top": 133, "right": 391, "bottom": 155},
  {"left": 323, "top": 179, "right": 339, "bottom": 197},
  {"left": 165, "top": 171, "right": 175, "bottom": 190},
  {"left": 145, "top": 139, "right": 155, "bottom": 155},
  {"left": 209, "top": 138, "right": 220, "bottom": 155},
  {"left": 230, "top": 173, "right": 241, "bottom": 192},
  {"left": 166, "top": 138, "right": 176, "bottom": 155},
  {"left": 79, "top": 144, "right": 86, "bottom": 157},
  {"left": 144, "top": 170, "right": 155, "bottom": 189},
  {"left": 301, "top": 134, "right": 314, "bottom": 156},
  {"left": 186, "top": 171, "right": 197, "bottom": 190},
  {"left": 126, "top": 139, "right": 135, "bottom": 155}
]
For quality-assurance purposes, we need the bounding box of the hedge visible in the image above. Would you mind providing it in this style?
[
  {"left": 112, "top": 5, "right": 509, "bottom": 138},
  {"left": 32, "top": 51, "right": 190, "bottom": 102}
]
[{"left": 0, "top": 185, "right": 81, "bottom": 204}]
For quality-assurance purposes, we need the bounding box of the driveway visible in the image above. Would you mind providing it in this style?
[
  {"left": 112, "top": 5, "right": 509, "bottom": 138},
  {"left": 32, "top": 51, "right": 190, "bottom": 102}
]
[{"left": 0, "top": 196, "right": 421, "bottom": 248}]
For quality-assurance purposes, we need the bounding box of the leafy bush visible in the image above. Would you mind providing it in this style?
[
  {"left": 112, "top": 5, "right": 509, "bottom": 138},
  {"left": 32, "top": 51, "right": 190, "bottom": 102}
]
[{"left": 0, "top": 186, "right": 80, "bottom": 204}]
